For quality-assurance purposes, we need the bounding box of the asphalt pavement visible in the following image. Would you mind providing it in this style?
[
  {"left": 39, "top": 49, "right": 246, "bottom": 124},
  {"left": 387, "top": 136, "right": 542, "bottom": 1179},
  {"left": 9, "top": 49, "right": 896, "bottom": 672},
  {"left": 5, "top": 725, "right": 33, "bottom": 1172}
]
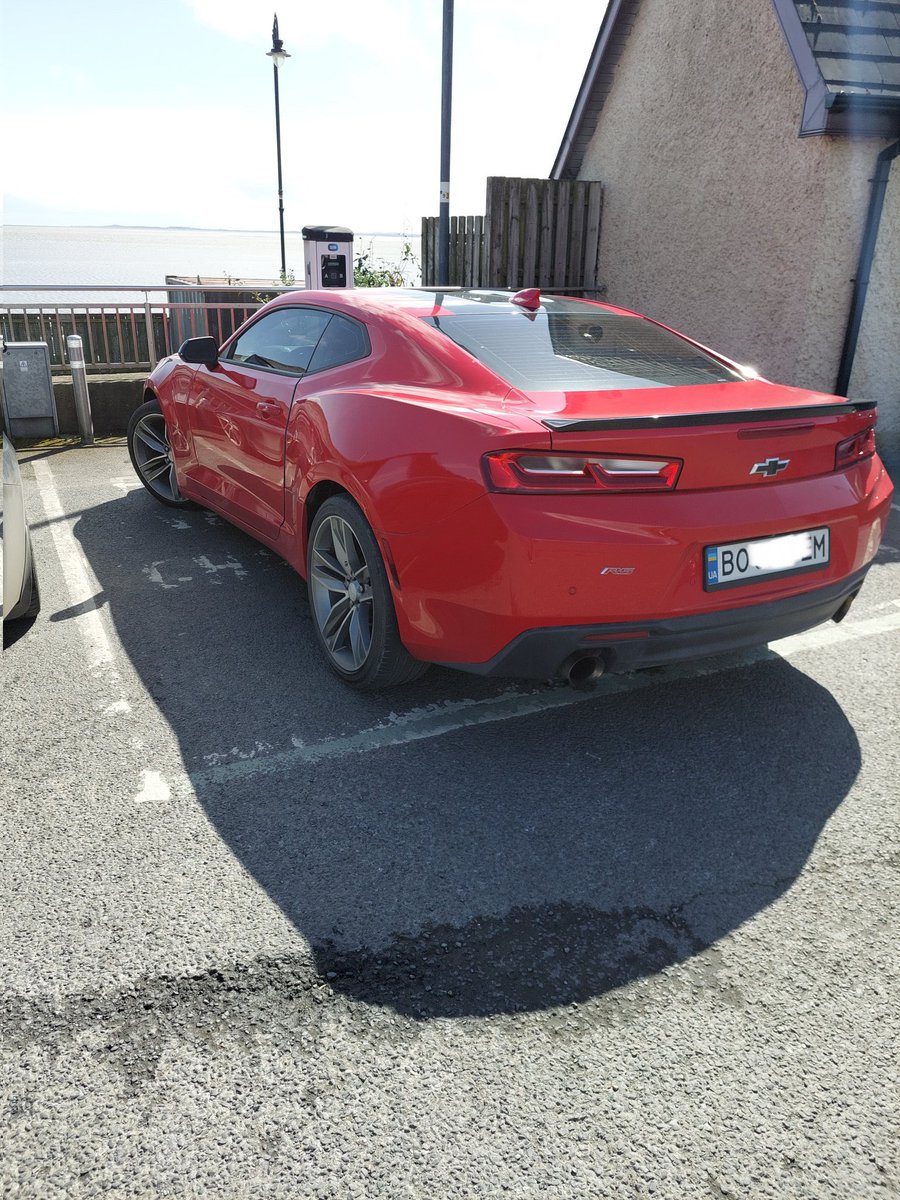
[{"left": 2, "top": 440, "right": 899, "bottom": 1199}]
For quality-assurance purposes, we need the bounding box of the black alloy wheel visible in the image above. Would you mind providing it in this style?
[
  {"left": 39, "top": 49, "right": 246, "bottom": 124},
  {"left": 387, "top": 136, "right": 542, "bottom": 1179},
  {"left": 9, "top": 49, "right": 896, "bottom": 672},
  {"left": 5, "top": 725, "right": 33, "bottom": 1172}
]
[
  {"left": 307, "top": 494, "right": 428, "bottom": 690},
  {"left": 127, "top": 399, "right": 193, "bottom": 508}
]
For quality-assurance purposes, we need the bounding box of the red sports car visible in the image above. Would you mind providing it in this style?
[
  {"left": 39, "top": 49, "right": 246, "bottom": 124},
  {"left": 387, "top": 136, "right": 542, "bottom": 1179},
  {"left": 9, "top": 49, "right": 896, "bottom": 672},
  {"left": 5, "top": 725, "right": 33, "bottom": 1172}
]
[{"left": 129, "top": 288, "right": 893, "bottom": 689}]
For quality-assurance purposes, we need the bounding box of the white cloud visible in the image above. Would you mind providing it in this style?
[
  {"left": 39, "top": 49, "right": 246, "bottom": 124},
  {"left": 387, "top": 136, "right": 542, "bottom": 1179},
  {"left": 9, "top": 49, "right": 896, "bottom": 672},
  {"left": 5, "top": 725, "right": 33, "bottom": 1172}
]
[
  {"left": 2, "top": 100, "right": 434, "bottom": 231},
  {"left": 4, "top": 1, "right": 606, "bottom": 230},
  {"left": 4, "top": 105, "right": 271, "bottom": 227}
]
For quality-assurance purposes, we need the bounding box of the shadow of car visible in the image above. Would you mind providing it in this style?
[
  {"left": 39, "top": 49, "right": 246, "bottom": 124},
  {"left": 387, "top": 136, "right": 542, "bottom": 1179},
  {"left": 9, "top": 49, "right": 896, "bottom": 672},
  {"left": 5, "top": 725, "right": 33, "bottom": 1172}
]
[{"left": 65, "top": 486, "right": 862, "bottom": 1019}]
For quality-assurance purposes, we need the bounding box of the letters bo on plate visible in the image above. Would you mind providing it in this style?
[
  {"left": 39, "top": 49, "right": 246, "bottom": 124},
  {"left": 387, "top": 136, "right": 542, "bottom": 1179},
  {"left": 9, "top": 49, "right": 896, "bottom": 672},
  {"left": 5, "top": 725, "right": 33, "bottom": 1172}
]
[{"left": 705, "top": 528, "right": 830, "bottom": 591}]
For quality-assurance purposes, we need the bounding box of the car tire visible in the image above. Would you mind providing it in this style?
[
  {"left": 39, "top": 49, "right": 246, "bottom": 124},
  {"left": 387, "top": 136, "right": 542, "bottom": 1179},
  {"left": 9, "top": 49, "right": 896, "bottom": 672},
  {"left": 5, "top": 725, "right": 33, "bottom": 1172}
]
[
  {"left": 307, "top": 494, "right": 429, "bottom": 690},
  {"left": 4, "top": 554, "right": 40, "bottom": 625},
  {"left": 21, "top": 559, "right": 40, "bottom": 620},
  {"left": 127, "top": 399, "right": 194, "bottom": 508}
]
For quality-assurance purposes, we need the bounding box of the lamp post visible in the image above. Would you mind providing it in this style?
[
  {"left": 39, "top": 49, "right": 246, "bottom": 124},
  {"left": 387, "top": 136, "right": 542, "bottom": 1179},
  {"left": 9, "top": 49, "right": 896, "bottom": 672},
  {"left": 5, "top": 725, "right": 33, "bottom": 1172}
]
[
  {"left": 267, "top": 13, "right": 290, "bottom": 280},
  {"left": 437, "top": 0, "right": 453, "bottom": 287}
]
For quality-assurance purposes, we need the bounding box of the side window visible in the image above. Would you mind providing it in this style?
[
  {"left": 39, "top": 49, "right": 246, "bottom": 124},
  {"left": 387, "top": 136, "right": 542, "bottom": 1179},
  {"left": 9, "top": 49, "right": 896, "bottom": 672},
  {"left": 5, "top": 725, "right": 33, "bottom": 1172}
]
[
  {"left": 307, "top": 314, "right": 371, "bottom": 374},
  {"left": 224, "top": 308, "right": 332, "bottom": 375}
]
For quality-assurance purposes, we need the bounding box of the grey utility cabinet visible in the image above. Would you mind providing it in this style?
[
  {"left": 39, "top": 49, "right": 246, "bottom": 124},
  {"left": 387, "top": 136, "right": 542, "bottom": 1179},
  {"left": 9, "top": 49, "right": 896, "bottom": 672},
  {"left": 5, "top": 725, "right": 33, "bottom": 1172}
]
[{"left": 1, "top": 341, "right": 58, "bottom": 438}]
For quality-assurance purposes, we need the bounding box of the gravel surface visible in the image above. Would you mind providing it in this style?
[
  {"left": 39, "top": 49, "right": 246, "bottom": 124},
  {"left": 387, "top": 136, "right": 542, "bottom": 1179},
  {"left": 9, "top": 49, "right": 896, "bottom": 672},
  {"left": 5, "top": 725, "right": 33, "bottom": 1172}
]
[{"left": 2, "top": 442, "right": 898, "bottom": 1198}]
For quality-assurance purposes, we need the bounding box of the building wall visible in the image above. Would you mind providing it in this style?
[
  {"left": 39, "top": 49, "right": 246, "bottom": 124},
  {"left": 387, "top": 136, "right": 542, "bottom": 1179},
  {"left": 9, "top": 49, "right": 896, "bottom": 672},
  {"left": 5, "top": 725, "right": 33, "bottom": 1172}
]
[{"left": 577, "top": 0, "right": 897, "bottom": 422}]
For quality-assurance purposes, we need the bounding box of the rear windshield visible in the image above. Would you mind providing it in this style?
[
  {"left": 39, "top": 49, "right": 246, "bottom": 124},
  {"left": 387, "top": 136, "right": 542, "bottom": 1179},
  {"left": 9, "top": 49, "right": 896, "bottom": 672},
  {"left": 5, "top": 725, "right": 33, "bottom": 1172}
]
[{"left": 423, "top": 307, "right": 741, "bottom": 391}]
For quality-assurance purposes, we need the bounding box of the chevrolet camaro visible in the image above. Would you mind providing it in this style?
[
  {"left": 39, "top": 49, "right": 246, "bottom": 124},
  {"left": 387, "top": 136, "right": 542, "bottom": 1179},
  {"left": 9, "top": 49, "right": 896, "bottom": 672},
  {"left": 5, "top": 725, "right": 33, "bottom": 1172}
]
[{"left": 128, "top": 288, "right": 893, "bottom": 689}]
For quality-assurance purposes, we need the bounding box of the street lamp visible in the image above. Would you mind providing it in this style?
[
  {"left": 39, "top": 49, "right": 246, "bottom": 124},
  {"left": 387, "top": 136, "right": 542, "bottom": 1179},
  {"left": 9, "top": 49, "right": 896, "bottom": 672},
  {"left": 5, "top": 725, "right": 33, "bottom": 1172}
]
[
  {"left": 267, "top": 13, "right": 290, "bottom": 280},
  {"left": 438, "top": 0, "right": 453, "bottom": 287}
]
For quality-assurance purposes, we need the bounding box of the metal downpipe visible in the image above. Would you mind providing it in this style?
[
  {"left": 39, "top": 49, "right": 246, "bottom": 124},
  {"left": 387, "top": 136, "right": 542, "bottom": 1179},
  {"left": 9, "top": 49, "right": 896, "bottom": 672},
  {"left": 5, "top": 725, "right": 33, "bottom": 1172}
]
[{"left": 835, "top": 138, "right": 900, "bottom": 397}]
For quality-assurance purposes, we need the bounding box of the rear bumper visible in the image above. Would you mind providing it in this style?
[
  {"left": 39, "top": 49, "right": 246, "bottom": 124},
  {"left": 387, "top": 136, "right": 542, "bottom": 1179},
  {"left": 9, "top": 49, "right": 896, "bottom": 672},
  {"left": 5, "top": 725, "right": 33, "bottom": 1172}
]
[
  {"left": 391, "top": 457, "right": 892, "bottom": 667},
  {"left": 437, "top": 565, "right": 871, "bottom": 679}
]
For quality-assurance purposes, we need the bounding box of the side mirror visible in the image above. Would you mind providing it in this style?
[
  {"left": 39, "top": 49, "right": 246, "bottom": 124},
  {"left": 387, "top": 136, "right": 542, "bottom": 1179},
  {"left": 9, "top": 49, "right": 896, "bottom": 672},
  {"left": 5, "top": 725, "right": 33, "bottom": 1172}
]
[{"left": 178, "top": 336, "right": 219, "bottom": 368}]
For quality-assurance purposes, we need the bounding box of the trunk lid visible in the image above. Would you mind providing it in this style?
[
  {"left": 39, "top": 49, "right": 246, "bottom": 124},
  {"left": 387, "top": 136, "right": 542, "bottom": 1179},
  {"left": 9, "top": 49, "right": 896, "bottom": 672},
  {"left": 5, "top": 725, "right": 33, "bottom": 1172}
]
[{"left": 528, "top": 380, "right": 877, "bottom": 489}]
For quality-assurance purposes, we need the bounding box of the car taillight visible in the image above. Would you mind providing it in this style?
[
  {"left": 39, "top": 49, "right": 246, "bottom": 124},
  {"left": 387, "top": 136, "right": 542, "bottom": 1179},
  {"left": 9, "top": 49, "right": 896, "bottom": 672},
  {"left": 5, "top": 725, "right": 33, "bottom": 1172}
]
[
  {"left": 835, "top": 425, "right": 876, "bottom": 471},
  {"left": 483, "top": 451, "right": 682, "bottom": 493}
]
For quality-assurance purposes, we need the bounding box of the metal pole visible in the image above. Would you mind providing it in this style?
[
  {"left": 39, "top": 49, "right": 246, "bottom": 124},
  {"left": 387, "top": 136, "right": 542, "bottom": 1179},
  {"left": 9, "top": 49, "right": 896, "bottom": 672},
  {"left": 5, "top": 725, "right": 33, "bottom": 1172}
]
[
  {"left": 143, "top": 293, "right": 158, "bottom": 368},
  {"left": 437, "top": 0, "right": 454, "bottom": 286},
  {"left": 268, "top": 15, "right": 290, "bottom": 280},
  {"left": 273, "top": 60, "right": 286, "bottom": 279},
  {"left": 66, "top": 334, "right": 94, "bottom": 446}
]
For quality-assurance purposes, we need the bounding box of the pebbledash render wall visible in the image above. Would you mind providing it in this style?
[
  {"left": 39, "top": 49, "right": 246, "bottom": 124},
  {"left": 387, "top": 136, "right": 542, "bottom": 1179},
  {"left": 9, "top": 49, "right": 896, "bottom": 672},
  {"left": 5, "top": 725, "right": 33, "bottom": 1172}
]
[{"left": 576, "top": 0, "right": 899, "bottom": 447}]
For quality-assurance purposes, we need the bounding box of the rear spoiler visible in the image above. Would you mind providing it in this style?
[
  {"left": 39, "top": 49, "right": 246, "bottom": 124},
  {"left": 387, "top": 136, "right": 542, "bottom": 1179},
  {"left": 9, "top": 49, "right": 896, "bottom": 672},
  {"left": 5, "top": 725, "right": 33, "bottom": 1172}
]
[{"left": 542, "top": 400, "right": 877, "bottom": 433}]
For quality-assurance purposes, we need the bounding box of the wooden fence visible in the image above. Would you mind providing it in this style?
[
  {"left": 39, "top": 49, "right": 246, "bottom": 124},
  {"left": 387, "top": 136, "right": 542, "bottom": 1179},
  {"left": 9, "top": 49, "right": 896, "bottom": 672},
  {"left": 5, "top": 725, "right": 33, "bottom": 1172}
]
[
  {"left": 421, "top": 215, "right": 486, "bottom": 288},
  {"left": 421, "top": 176, "right": 604, "bottom": 292}
]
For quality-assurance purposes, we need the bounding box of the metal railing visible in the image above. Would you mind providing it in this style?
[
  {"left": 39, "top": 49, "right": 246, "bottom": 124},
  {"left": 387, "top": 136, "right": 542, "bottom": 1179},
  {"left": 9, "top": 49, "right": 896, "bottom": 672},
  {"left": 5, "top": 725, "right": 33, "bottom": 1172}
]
[{"left": 0, "top": 284, "right": 294, "bottom": 373}]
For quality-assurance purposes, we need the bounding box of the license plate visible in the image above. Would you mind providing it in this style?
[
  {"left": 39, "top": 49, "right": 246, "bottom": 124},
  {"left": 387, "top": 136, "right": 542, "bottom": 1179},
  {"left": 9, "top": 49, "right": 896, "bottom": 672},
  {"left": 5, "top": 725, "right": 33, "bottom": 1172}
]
[{"left": 704, "top": 527, "right": 830, "bottom": 591}]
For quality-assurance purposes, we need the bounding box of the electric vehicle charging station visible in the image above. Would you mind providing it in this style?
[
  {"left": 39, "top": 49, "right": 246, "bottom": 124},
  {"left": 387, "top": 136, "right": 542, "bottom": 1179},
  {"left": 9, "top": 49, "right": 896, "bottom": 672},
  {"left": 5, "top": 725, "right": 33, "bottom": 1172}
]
[{"left": 302, "top": 226, "right": 354, "bottom": 290}]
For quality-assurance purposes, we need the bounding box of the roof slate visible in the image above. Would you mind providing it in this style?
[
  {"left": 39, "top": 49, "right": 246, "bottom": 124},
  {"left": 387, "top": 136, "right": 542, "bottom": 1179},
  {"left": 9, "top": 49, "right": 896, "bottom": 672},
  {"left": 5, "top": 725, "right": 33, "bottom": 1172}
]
[
  {"left": 794, "top": 1, "right": 900, "bottom": 94},
  {"left": 552, "top": 0, "right": 900, "bottom": 178}
]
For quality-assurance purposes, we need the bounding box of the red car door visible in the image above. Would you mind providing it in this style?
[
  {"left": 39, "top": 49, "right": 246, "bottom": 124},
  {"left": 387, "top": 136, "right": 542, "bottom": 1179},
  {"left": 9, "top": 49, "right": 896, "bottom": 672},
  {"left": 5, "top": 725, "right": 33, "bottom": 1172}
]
[{"left": 186, "top": 307, "right": 332, "bottom": 538}]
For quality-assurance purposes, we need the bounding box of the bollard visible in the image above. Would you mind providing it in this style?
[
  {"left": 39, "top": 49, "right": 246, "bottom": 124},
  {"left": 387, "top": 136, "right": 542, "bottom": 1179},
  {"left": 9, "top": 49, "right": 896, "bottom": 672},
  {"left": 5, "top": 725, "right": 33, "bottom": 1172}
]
[{"left": 66, "top": 334, "right": 95, "bottom": 446}]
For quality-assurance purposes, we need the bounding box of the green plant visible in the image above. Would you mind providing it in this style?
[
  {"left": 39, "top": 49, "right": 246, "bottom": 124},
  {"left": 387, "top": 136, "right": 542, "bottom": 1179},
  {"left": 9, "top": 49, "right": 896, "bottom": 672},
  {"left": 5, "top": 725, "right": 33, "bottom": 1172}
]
[
  {"left": 354, "top": 240, "right": 420, "bottom": 287},
  {"left": 249, "top": 267, "right": 296, "bottom": 306}
]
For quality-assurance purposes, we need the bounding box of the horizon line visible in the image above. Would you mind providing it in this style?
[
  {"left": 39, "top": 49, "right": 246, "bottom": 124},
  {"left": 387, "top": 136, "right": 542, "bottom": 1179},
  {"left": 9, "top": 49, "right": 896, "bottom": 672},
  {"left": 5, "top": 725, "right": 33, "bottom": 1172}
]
[{"left": 3, "top": 222, "right": 416, "bottom": 237}]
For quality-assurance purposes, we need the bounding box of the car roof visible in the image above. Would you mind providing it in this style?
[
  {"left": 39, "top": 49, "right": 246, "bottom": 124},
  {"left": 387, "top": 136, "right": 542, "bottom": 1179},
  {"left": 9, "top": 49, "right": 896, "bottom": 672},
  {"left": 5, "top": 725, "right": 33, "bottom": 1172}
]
[{"left": 271, "top": 288, "right": 637, "bottom": 321}]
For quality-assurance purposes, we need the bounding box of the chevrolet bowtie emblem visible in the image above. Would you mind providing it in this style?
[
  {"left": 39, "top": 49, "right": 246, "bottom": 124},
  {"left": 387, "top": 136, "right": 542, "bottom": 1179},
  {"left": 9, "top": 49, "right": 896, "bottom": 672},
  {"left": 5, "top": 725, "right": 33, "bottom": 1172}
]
[{"left": 750, "top": 457, "right": 790, "bottom": 478}]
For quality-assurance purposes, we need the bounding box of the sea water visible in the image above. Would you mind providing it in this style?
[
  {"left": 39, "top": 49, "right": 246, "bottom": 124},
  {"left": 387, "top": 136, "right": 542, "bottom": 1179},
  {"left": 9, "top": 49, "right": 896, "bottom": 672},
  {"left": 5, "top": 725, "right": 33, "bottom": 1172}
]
[{"left": 2, "top": 225, "right": 421, "bottom": 303}]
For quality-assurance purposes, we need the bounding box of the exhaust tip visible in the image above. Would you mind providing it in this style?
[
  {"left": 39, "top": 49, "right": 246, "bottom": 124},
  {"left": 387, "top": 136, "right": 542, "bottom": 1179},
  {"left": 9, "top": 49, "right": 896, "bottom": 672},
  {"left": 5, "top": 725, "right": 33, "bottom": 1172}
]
[
  {"left": 832, "top": 588, "right": 861, "bottom": 624},
  {"left": 560, "top": 653, "right": 606, "bottom": 689}
]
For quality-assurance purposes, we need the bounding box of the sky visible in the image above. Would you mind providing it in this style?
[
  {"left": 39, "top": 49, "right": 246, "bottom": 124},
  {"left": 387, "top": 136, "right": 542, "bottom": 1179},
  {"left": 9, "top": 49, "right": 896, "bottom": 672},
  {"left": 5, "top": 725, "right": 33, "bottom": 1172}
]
[{"left": 2, "top": 0, "right": 605, "bottom": 234}]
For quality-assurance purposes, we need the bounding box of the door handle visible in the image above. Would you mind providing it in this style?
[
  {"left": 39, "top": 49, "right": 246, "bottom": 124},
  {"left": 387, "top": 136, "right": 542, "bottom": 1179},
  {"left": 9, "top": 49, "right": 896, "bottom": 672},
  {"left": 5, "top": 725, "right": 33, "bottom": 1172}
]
[{"left": 256, "top": 401, "right": 278, "bottom": 419}]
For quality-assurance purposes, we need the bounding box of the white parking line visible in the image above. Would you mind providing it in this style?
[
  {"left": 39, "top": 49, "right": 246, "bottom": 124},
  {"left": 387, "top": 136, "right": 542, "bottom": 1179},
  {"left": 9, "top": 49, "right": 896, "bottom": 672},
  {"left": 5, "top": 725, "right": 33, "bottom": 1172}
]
[
  {"left": 773, "top": 610, "right": 900, "bottom": 654},
  {"left": 32, "top": 459, "right": 174, "bottom": 804},
  {"left": 135, "top": 770, "right": 172, "bottom": 805},
  {"left": 32, "top": 458, "right": 124, "bottom": 690},
  {"left": 184, "top": 610, "right": 900, "bottom": 789}
]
